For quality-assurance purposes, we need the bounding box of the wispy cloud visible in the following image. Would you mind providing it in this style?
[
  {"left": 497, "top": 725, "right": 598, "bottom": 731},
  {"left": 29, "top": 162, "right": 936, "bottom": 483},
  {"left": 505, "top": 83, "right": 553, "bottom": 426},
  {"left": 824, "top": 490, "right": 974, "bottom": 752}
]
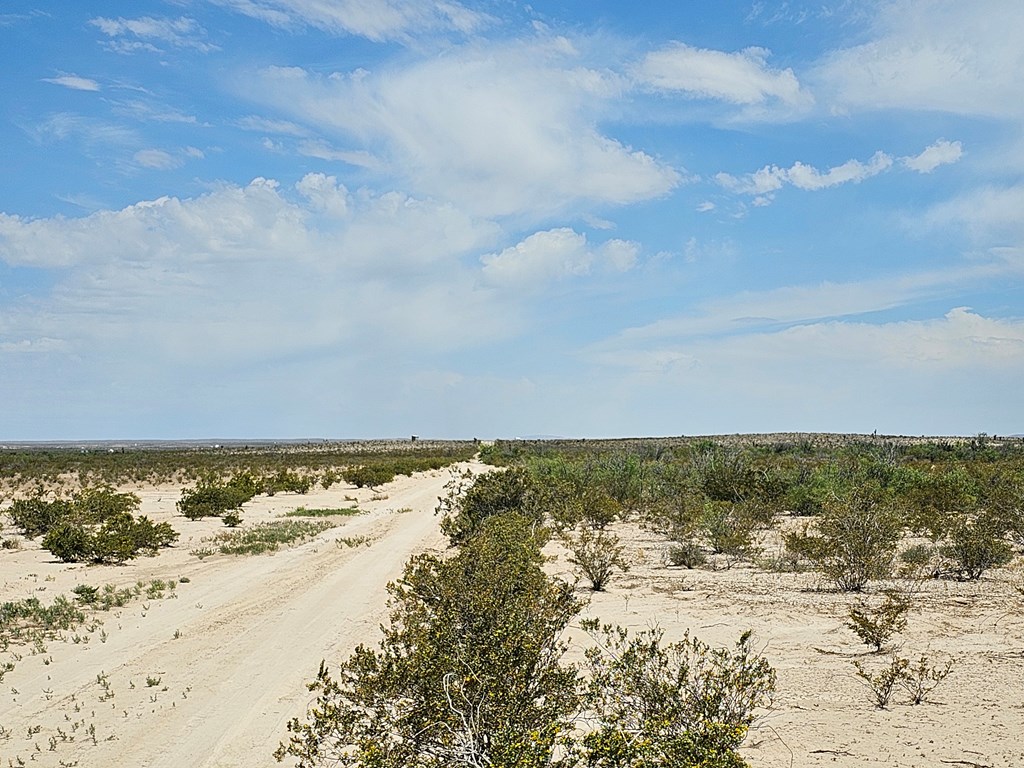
[
  {"left": 42, "top": 75, "right": 100, "bottom": 92},
  {"left": 633, "top": 43, "right": 812, "bottom": 111},
  {"left": 588, "top": 249, "right": 1024, "bottom": 357},
  {"left": 90, "top": 16, "right": 218, "bottom": 54},
  {"left": 236, "top": 115, "right": 308, "bottom": 136},
  {"left": 208, "top": 0, "right": 490, "bottom": 42},
  {"left": 247, "top": 37, "right": 680, "bottom": 217},
  {"left": 814, "top": 0, "right": 1024, "bottom": 119}
]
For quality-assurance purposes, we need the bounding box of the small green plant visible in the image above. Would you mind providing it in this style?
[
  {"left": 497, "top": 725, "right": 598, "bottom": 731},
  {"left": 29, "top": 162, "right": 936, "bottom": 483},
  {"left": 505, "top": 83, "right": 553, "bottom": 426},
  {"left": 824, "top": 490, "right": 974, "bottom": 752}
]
[
  {"left": 145, "top": 676, "right": 161, "bottom": 688},
  {"left": 71, "top": 585, "right": 99, "bottom": 605},
  {"left": 666, "top": 541, "right": 707, "bottom": 569},
  {"left": 846, "top": 591, "right": 910, "bottom": 652},
  {"left": 565, "top": 526, "right": 629, "bottom": 591},
  {"left": 336, "top": 536, "right": 370, "bottom": 548},
  {"left": 900, "top": 655, "right": 953, "bottom": 704},
  {"left": 221, "top": 510, "right": 242, "bottom": 527},
  {"left": 853, "top": 654, "right": 908, "bottom": 708}
]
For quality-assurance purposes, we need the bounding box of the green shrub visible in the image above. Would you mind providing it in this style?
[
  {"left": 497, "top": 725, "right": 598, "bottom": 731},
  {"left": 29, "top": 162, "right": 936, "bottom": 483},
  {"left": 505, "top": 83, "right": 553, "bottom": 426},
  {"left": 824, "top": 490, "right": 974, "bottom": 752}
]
[
  {"left": 177, "top": 474, "right": 258, "bottom": 520},
  {"left": 784, "top": 488, "right": 902, "bottom": 591},
  {"left": 8, "top": 497, "right": 73, "bottom": 538},
  {"left": 853, "top": 654, "right": 908, "bottom": 709},
  {"left": 41, "top": 511, "right": 178, "bottom": 564},
  {"left": 42, "top": 521, "right": 92, "bottom": 563},
  {"left": 667, "top": 541, "right": 707, "bottom": 569},
  {"left": 437, "top": 468, "right": 544, "bottom": 546},
  {"left": 261, "top": 469, "right": 313, "bottom": 496},
  {"left": 565, "top": 526, "right": 629, "bottom": 591},
  {"left": 938, "top": 514, "right": 1013, "bottom": 580},
  {"left": 846, "top": 591, "right": 910, "bottom": 652},
  {"left": 699, "top": 501, "right": 763, "bottom": 562},
  {"left": 581, "top": 622, "right": 776, "bottom": 768},
  {"left": 341, "top": 465, "right": 395, "bottom": 489},
  {"left": 277, "top": 513, "right": 581, "bottom": 767}
]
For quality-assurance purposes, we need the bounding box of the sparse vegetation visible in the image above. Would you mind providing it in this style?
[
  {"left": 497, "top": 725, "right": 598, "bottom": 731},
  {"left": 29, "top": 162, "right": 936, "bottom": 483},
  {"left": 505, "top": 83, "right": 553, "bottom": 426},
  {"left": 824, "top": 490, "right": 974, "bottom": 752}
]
[
  {"left": 284, "top": 506, "right": 361, "bottom": 518},
  {"left": 204, "top": 520, "right": 337, "bottom": 556}
]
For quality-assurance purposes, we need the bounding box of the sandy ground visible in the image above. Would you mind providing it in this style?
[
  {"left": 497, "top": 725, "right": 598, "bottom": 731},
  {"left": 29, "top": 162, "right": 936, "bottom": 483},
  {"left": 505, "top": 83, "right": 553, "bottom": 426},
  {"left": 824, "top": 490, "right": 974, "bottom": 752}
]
[
  {"left": 550, "top": 523, "right": 1024, "bottom": 768},
  {"left": 2, "top": 467, "right": 1023, "bottom": 767},
  {"left": 0, "top": 463, "right": 470, "bottom": 767}
]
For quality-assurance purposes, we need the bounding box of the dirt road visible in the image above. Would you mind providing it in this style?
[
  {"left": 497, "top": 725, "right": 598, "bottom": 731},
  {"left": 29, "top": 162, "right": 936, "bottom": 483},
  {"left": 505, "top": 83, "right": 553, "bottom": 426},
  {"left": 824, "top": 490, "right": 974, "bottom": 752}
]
[{"left": 0, "top": 463, "right": 475, "bottom": 767}]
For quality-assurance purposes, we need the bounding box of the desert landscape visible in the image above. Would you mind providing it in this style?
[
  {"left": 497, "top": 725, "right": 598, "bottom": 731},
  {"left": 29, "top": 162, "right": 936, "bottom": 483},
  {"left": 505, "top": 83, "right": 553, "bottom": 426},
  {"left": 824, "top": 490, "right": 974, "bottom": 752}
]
[{"left": 1, "top": 437, "right": 1022, "bottom": 767}]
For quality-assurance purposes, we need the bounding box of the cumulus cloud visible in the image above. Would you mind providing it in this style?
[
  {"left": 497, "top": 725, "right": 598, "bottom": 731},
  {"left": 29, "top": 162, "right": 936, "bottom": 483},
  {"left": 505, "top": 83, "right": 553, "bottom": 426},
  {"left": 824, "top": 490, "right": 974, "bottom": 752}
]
[
  {"left": 480, "top": 228, "right": 638, "bottom": 289},
  {"left": 247, "top": 39, "right": 680, "bottom": 217},
  {"left": 901, "top": 139, "right": 963, "bottom": 173},
  {"left": 90, "top": 15, "right": 217, "bottom": 53},
  {"left": 787, "top": 150, "right": 893, "bottom": 190},
  {"left": 634, "top": 43, "right": 811, "bottom": 110},
  {"left": 209, "top": 0, "right": 489, "bottom": 42},
  {"left": 717, "top": 149, "right": 895, "bottom": 197},
  {"left": 0, "top": 177, "right": 509, "bottom": 386},
  {"left": 42, "top": 75, "right": 100, "bottom": 91}
]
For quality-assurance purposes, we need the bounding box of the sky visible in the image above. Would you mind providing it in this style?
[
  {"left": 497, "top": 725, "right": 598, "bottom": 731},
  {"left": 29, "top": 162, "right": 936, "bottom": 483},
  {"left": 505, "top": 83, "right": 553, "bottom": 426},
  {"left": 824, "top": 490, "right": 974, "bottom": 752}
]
[{"left": 1, "top": 0, "right": 1022, "bottom": 440}]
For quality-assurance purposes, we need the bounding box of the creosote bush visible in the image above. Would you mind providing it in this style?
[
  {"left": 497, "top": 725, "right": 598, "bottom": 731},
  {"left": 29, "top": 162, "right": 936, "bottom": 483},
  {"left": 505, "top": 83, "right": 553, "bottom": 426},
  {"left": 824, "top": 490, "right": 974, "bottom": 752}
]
[
  {"left": 177, "top": 473, "right": 259, "bottom": 520},
  {"left": 784, "top": 488, "right": 902, "bottom": 591},
  {"left": 565, "top": 526, "right": 629, "bottom": 591},
  {"left": 277, "top": 513, "right": 581, "bottom": 767},
  {"left": 8, "top": 486, "right": 178, "bottom": 564},
  {"left": 436, "top": 467, "right": 545, "bottom": 546},
  {"left": 845, "top": 591, "right": 910, "bottom": 652},
  {"left": 581, "top": 621, "right": 776, "bottom": 768},
  {"left": 854, "top": 653, "right": 953, "bottom": 708}
]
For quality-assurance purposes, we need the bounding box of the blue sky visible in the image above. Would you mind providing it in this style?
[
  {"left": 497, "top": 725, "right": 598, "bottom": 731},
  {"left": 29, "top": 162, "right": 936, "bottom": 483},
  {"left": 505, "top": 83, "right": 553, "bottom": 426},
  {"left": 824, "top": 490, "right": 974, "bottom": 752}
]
[{"left": 1, "top": 0, "right": 1022, "bottom": 440}]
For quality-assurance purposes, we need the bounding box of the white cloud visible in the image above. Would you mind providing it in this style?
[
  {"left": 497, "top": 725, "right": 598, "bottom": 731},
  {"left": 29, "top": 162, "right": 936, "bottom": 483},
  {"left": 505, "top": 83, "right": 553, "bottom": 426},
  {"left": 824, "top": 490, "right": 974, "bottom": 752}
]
[
  {"left": 114, "top": 100, "right": 200, "bottom": 125},
  {"left": 718, "top": 150, "right": 893, "bottom": 196},
  {"left": 588, "top": 249, "right": 1024, "bottom": 355},
  {"left": 901, "top": 139, "right": 963, "bottom": 173},
  {"left": 247, "top": 39, "right": 680, "bottom": 217},
  {"left": 133, "top": 149, "right": 178, "bottom": 169},
  {"left": 921, "top": 184, "right": 1024, "bottom": 239},
  {"left": 297, "top": 140, "right": 380, "bottom": 169},
  {"left": 696, "top": 201, "right": 715, "bottom": 212},
  {"left": 42, "top": 75, "right": 100, "bottom": 91},
  {"left": 786, "top": 150, "right": 892, "bottom": 190},
  {"left": 209, "top": 0, "right": 489, "bottom": 42},
  {"left": 634, "top": 43, "right": 811, "bottom": 110},
  {"left": 815, "top": 0, "right": 1024, "bottom": 119},
  {"left": 480, "top": 228, "right": 637, "bottom": 289},
  {"left": 295, "top": 173, "right": 348, "bottom": 217},
  {"left": 0, "top": 178, "right": 507, "bottom": 381},
  {"left": 236, "top": 115, "right": 308, "bottom": 136},
  {"left": 90, "top": 16, "right": 217, "bottom": 53}
]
